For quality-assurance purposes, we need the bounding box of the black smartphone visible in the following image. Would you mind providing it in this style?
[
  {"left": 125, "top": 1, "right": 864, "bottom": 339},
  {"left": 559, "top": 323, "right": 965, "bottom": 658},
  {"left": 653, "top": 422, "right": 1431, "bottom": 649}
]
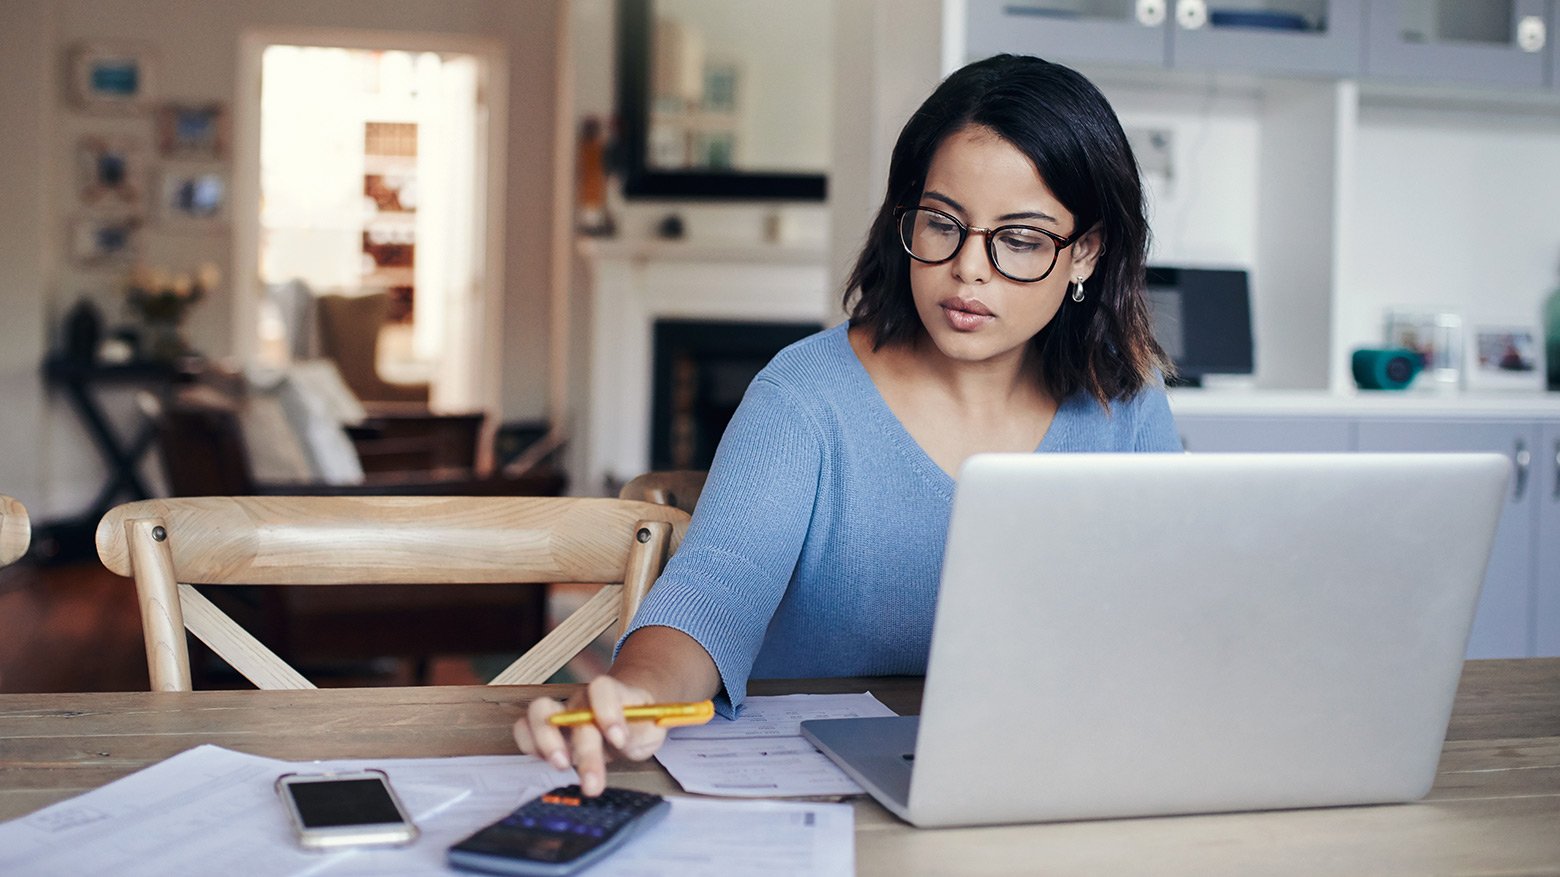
[
  {"left": 447, "top": 785, "right": 670, "bottom": 876},
  {"left": 275, "top": 769, "right": 418, "bottom": 850}
]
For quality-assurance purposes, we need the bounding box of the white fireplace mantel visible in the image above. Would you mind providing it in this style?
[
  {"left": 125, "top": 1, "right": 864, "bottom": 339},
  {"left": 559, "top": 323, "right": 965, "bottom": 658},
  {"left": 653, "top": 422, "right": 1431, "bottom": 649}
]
[{"left": 581, "top": 239, "right": 837, "bottom": 493}]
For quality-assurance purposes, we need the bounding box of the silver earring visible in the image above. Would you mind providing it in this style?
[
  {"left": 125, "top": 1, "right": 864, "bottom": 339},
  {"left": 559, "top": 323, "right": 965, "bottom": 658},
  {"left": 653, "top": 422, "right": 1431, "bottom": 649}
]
[{"left": 1070, "top": 277, "right": 1086, "bottom": 303}]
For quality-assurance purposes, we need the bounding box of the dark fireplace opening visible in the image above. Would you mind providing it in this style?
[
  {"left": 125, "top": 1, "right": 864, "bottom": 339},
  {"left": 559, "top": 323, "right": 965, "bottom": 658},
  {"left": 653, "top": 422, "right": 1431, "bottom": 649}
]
[{"left": 651, "top": 319, "right": 823, "bottom": 471}]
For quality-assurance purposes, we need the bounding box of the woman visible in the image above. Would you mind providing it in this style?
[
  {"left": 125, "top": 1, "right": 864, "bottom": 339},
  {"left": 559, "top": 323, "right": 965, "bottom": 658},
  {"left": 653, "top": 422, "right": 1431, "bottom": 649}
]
[{"left": 516, "top": 54, "right": 1180, "bottom": 794}]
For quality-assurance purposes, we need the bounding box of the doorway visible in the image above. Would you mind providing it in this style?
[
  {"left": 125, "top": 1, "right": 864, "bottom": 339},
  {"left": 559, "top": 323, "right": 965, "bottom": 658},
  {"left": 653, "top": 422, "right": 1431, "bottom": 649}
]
[{"left": 236, "top": 34, "right": 500, "bottom": 414}]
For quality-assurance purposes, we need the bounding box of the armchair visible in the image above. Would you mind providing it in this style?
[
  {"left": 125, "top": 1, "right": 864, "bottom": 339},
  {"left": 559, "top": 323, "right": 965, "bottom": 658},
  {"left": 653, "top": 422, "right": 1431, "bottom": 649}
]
[{"left": 314, "top": 291, "right": 429, "bottom": 405}]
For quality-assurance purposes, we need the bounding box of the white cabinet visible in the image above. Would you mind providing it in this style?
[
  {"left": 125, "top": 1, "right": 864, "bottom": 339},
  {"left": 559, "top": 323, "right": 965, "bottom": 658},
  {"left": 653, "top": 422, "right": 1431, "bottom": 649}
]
[
  {"left": 1538, "top": 420, "right": 1560, "bottom": 654},
  {"left": 1355, "top": 418, "right": 1539, "bottom": 659},
  {"left": 965, "top": 0, "right": 1366, "bottom": 76},
  {"left": 1363, "top": 0, "right": 1553, "bottom": 90},
  {"left": 1176, "top": 415, "right": 1353, "bottom": 452},
  {"left": 1174, "top": 401, "right": 1560, "bottom": 658},
  {"left": 964, "top": 0, "right": 1558, "bottom": 89},
  {"left": 965, "top": 1, "right": 1169, "bottom": 67}
]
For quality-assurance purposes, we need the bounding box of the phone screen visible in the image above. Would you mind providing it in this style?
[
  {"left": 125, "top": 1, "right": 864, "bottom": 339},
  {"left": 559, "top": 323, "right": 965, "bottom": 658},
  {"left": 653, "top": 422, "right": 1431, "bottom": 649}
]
[{"left": 288, "top": 778, "right": 405, "bottom": 828}]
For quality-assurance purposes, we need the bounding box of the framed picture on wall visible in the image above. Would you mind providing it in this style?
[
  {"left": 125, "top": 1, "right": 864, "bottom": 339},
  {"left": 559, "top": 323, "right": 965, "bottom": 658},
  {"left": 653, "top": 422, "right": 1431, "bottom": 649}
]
[
  {"left": 156, "top": 163, "right": 228, "bottom": 228},
  {"left": 156, "top": 103, "right": 226, "bottom": 158},
  {"left": 1466, "top": 326, "right": 1544, "bottom": 392},
  {"left": 76, "top": 135, "right": 147, "bottom": 206},
  {"left": 69, "top": 215, "right": 141, "bottom": 265},
  {"left": 70, "top": 44, "right": 156, "bottom": 112}
]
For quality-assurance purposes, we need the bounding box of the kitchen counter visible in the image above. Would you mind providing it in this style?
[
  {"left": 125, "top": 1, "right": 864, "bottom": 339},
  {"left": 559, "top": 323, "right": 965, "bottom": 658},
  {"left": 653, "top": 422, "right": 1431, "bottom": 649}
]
[{"left": 1169, "top": 388, "right": 1560, "bottom": 419}]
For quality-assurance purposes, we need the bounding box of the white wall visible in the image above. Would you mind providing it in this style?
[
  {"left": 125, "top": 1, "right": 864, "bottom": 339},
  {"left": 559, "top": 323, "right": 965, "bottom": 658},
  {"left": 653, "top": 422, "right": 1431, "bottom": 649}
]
[
  {"left": 826, "top": 0, "right": 947, "bottom": 301},
  {"left": 0, "top": 0, "right": 562, "bottom": 519},
  {"left": 1098, "top": 79, "right": 1262, "bottom": 270},
  {"left": 1340, "top": 102, "right": 1560, "bottom": 358},
  {"left": 656, "top": 0, "right": 832, "bottom": 172},
  {"left": 0, "top": 1, "right": 53, "bottom": 508}
]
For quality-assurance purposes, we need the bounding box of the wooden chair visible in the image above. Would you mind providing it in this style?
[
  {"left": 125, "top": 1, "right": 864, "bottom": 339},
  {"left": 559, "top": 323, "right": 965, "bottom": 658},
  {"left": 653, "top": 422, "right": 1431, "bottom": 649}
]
[
  {"left": 138, "top": 387, "right": 570, "bottom": 685},
  {"left": 618, "top": 470, "right": 708, "bottom": 516},
  {"left": 96, "top": 496, "right": 689, "bottom": 692},
  {"left": 0, "top": 495, "right": 30, "bottom": 567}
]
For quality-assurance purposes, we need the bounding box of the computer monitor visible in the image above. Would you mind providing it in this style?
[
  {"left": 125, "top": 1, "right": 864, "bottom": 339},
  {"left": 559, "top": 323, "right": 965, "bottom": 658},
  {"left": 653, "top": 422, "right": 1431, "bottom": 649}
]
[{"left": 1145, "top": 266, "right": 1253, "bottom": 386}]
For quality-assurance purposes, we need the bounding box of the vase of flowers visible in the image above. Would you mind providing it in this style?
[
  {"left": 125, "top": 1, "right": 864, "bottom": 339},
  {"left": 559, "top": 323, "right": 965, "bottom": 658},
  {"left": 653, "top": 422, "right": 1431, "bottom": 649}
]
[{"left": 125, "top": 263, "right": 219, "bottom": 361}]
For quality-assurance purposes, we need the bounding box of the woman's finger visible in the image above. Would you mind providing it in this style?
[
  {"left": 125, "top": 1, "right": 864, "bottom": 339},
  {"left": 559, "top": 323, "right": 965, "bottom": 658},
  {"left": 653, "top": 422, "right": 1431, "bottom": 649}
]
[
  {"left": 570, "top": 720, "right": 609, "bottom": 796},
  {"left": 618, "top": 722, "right": 669, "bottom": 762},
  {"left": 584, "top": 676, "right": 630, "bottom": 751},
  {"left": 518, "top": 696, "right": 571, "bottom": 771}
]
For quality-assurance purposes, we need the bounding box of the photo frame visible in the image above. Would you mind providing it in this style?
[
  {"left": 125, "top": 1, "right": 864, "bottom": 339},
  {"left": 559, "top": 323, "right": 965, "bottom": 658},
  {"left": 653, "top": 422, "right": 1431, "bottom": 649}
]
[
  {"left": 156, "top": 164, "right": 228, "bottom": 228},
  {"left": 69, "top": 215, "right": 141, "bottom": 265},
  {"left": 1384, "top": 310, "right": 1462, "bottom": 390},
  {"left": 76, "top": 135, "right": 147, "bottom": 206},
  {"left": 1466, "top": 326, "right": 1545, "bottom": 391},
  {"left": 70, "top": 43, "right": 156, "bottom": 112},
  {"left": 156, "top": 103, "right": 227, "bottom": 158}
]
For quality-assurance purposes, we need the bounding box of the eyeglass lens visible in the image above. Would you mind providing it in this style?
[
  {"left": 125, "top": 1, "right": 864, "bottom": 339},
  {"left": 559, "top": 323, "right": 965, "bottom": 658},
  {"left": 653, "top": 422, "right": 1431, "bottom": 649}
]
[{"left": 898, "top": 207, "right": 1059, "bottom": 282}]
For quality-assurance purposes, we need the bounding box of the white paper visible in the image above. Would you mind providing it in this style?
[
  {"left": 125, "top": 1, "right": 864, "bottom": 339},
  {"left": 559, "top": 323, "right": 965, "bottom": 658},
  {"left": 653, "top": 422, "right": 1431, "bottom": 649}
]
[
  {"left": 655, "top": 692, "right": 898, "bottom": 797},
  {"left": 590, "top": 796, "right": 853, "bottom": 877},
  {"left": 0, "top": 745, "right": 485, "bottom": 877},
  {"left": 1, "top": 744, "right": 856, "bottom": 877}
]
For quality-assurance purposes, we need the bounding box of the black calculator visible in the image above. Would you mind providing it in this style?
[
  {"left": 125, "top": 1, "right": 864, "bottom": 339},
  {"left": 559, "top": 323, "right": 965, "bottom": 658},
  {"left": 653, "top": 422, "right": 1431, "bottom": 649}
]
[{"left": 446, "top": 785, "right": 670, "bottom": 876}]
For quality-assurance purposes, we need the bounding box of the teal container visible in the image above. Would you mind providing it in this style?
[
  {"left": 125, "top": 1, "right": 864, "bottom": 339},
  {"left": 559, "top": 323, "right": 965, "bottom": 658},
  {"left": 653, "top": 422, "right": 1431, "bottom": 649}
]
[{"left": 1352, "top": 348, "right": 1421, "bottom": 390}]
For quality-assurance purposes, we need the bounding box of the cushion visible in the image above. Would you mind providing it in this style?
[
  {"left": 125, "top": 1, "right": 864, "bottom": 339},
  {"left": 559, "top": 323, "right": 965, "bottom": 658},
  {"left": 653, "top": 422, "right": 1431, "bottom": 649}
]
[
  {"left": 238, "top": 390, "right": 316, "bottom": 484},
  {"left": 246, "top": 361, "right": 366, "bottom": 486},
  {"left": 287, "top": 359, "right": 368, "bottom": 426}
]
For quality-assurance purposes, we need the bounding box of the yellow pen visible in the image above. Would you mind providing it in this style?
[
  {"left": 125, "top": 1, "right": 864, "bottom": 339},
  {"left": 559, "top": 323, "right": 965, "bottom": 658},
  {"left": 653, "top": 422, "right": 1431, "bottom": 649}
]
[{"left": 547, "top": 700, "right": 715, "bottom": 728}]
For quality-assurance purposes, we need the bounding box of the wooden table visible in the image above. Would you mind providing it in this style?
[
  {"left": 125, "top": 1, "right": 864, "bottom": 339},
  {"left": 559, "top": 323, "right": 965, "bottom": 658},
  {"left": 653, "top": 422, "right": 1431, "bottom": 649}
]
[{"left": 2, "top": 661, "right": 1556, "bottom": 875}]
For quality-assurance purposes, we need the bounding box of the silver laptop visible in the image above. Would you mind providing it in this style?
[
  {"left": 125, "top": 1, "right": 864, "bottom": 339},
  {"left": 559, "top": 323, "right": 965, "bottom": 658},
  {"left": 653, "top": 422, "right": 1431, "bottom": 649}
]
[{"left": 800, "top": 452, "right": 1509, "bottom": 828}]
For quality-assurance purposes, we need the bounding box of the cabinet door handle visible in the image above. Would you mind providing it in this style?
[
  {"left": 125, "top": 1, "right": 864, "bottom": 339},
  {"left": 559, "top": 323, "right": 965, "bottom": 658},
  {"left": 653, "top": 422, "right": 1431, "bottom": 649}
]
[
  {"left": 1175, "top": 0, "right": 1207, "bottom": 30},
  {"left": 1552, "top": 437, "right": 1560, "bottom": 500},
  {"left": 1513, "top": 438, "right": 1531, "bottom": 501},
  {"left": 1517, "top": 16, "right": 1545, "bottom": 53},
  {"left": 1136, "top": 0, "right": 1167, "bottom": 28}
]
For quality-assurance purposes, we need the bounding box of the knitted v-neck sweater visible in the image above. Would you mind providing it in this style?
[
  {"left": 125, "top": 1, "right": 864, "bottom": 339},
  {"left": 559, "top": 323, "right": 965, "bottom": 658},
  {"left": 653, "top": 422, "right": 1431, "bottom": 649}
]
[{"left": 620, "top": 322, "right": 1181, "bottom": 714}]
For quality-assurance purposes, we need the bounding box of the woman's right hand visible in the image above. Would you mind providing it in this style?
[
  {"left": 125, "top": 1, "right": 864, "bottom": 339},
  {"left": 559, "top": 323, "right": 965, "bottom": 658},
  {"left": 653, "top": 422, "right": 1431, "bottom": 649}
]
[{"left": 513, "top": 675, "right": 671, "bottom": 797}]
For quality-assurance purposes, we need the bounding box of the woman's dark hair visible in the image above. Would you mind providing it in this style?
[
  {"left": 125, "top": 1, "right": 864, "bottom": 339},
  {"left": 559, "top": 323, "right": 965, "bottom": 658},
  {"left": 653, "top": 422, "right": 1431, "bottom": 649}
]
[{"left": 843, "top": 54, "right": 1171, "bottom": 404}]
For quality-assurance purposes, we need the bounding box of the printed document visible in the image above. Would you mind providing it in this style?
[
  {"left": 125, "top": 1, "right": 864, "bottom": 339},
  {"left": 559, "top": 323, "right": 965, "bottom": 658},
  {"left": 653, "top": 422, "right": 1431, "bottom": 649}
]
[{"left": 655, "top": 692, "right": 897, "bottom": 797}]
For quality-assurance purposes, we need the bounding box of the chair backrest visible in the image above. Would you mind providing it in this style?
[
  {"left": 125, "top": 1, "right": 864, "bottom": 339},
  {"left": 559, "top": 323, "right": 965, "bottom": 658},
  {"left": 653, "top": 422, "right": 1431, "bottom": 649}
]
[
  {"left": 0, "top": 495, "right": 30, "bottom": 566},
  {"left": 618, "top": 470, "right": 708, "bottom": 516},
  {"left": 96, "top": 496, "right": 689, "bottom": 692}
]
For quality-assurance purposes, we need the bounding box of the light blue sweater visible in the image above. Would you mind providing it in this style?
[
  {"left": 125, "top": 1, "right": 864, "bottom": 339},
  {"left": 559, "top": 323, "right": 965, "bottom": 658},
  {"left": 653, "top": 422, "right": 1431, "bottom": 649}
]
[{"left": 620, "top": 323, "right": 1181, "bottom": 714}]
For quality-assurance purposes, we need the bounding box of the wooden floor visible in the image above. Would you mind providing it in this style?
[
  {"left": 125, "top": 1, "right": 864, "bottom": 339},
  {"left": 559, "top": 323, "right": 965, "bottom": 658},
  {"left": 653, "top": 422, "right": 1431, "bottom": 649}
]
[
  {"left": 0, "top": 560, "right": 152, "bottom": 692},
  {"left": 0, "top": 561, "right": 613, "bottom": 693}
]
